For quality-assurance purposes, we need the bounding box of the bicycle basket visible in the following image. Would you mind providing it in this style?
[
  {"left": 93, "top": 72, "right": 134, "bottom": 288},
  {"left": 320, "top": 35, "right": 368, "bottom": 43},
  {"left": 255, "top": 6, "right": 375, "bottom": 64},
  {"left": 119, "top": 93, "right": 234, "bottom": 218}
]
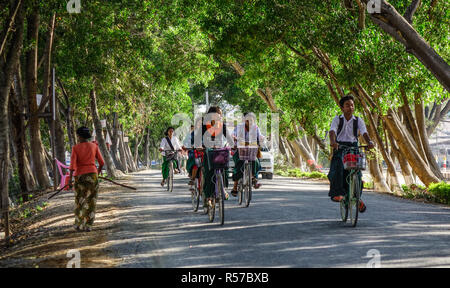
[
  {"left": 342, "top": 150, "right": 366, "bottom": 171},
  {"left": 238, "top": 147, "right": 258, "bottom": 161},
  {"left": 207, "top": 148, "right": 230, "bottom": 170}
]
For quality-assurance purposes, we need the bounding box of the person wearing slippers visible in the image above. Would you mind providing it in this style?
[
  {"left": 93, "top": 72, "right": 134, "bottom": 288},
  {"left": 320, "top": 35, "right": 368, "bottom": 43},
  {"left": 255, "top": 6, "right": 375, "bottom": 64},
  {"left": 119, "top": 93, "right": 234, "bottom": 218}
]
[
  {"left": 328, "top": 95, "right": 375, "bottom": 213},
  {"left": 230, "top": 112, "right": 264, "bottom": 197}
]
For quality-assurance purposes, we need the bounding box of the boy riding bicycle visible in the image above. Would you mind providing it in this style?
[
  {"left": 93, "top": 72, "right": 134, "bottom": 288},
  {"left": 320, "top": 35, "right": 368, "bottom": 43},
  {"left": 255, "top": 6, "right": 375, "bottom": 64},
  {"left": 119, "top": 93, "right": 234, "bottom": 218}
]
[{"left": 328, "top": 95, "right": 375, "bottom": 212}]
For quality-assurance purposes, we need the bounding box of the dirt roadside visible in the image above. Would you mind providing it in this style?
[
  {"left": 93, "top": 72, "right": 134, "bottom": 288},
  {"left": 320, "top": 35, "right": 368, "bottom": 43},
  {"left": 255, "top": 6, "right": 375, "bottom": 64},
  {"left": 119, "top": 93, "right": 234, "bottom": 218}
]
[{"left": 0, "top": 177, "right": 133, "bottom": 268}]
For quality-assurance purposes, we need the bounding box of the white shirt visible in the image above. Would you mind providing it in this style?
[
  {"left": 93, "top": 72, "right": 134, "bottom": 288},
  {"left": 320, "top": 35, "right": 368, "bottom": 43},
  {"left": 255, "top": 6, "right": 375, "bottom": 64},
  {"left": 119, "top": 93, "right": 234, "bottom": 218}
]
[
  {"left": 160, "top": 136, "right": 182, "bottom": 156},
  {"left": 329, "top": 115, "right": 368, "bottom": 143},
  {"left": 233, "top": 123, "right": 265, "bottom": 147}
]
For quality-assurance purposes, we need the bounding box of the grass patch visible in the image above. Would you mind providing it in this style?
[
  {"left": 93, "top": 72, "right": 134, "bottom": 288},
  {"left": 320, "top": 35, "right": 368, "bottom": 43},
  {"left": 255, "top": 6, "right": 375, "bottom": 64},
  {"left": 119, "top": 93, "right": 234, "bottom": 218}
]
[{"left": 275, "top": 166, "right": 327, "bottom": 180}]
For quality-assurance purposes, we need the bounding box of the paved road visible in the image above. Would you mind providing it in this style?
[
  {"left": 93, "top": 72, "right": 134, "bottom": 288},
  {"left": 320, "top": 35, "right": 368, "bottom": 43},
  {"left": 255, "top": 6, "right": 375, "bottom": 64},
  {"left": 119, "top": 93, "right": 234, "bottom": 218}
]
[{"left": 106, "top": 169, "right": 450, "bottom": 268}]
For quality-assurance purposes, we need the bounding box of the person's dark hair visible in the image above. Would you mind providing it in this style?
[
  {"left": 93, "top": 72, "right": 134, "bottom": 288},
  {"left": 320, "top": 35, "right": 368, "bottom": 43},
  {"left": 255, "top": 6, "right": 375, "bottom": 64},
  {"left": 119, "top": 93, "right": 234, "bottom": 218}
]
[
  {"left": 339, "top": 95, "right": 354, "bottom": 108},
  {"left": 207, "top": 106, "right": 222, "bottom": 115},
  {"left": 164, "top": 127, "right": 175, "bottom": 136},
  {"left": 76, "top": 127, "right": 92, "bottom": 139}
]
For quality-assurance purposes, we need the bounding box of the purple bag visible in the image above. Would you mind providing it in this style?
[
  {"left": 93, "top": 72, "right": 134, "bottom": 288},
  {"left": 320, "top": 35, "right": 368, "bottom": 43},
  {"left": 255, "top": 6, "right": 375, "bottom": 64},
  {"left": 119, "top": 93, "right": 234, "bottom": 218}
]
[{"left": 208, "top": 148, "right": 230, "bottom": 169}]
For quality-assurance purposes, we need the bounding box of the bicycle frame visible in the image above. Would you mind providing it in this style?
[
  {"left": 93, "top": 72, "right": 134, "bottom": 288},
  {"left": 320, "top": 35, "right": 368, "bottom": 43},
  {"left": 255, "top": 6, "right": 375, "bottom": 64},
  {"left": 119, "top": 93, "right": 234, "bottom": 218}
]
[{"left": 338, "top": 144, "right": 367, "bottom": 227}]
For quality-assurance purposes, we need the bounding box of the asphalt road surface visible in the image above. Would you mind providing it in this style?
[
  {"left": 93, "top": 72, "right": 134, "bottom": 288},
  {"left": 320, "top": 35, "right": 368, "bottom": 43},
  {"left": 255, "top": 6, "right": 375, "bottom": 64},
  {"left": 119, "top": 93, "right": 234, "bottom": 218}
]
[{"left": 106, "top": 169, "right": 450, "bottom": 268}]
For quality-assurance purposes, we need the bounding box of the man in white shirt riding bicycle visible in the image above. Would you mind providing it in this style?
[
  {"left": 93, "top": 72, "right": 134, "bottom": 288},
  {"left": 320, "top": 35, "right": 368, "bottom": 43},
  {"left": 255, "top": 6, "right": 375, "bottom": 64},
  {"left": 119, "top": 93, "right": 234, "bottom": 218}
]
[{"left": 328, "top": 95, "right": 375, "bottom": 212}]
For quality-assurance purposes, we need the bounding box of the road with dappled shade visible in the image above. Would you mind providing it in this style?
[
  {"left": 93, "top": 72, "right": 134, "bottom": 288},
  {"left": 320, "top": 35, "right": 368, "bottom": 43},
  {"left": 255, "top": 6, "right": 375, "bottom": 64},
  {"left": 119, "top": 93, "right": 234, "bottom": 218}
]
[{"left": 105, "top": 170, "right": 450, "bottom": 268}]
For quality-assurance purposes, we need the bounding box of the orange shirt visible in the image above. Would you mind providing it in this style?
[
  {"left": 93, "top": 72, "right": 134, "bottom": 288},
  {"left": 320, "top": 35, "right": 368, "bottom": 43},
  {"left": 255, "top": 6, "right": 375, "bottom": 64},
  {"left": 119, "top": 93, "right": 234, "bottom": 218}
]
[{"left": 70, "top": 142, "right": 105, "bottom": 176}]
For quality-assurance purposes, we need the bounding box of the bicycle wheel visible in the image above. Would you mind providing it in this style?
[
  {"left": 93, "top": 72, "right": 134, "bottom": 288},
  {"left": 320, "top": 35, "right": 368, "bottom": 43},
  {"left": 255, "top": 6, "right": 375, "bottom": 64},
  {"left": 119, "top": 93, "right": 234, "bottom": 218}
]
[
  {"left": 237, "top": 179, "right": 243, "bottom": 205},
  {"left": 244, "top": 162, "right": 251, "bottom": 208},
  {"left": 192, "top": 178, "right": 200, "bottom": 212},
  {"left": 340, "top": 197, "right": 348, "bottom": 222},
  {"left": 216, "top": 171, "right": 225, "bottom": 225},
  {"left": 350, "top": 173, "right": 360, "bottom": 227},
  {"left": 348, "top": 173, "right": 359, "bottom": 227},
  {"left": 169, "top": 162, "right": 174, "bottom": 192}
]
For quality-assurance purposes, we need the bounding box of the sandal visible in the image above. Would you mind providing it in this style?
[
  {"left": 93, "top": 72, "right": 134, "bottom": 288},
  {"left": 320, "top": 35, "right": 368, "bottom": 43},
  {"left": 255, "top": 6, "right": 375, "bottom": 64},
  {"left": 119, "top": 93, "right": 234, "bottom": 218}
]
[
  {"left": 359, "top": 200, "right": 367, "bottom": 213},
  {"left": 252, "top": 178, "right": 261, "bottom": 189},
  {"left": 331, "top": 196, "right": 344, "bottom": 202}
]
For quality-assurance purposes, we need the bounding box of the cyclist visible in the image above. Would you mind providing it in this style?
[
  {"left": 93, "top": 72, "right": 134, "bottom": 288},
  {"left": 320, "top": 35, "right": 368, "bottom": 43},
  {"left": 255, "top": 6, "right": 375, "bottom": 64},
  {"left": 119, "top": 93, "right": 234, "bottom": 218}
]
[
  {"left": 197, "top": 106, "right": 234, "bottom": 208},
  {"left": 184, "top": 118, "right": 203, "bottom": 187},
  {"left": 328, "top": 95, "right": 375, "bottom": 212},
  {"left": 230, "top": 112, "right": 264, "bottom": 197},
  {"left": 159, "top": 126, "right": 182, "bottom": 187}
]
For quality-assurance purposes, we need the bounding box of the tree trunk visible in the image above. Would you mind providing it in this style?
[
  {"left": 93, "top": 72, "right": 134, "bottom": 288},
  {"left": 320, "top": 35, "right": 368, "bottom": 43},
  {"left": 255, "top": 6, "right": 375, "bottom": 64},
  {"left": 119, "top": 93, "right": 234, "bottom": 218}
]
[
  {"left": 367, "top": 156, "right": 391, "bottom": 193},
  {"left": 399, "top": 87, "right": 428, "bottom": 165},
  {"left": 144, "top": 127, "right": 150, "bottom": 168},
  {"left": 57, "top": 78, "right": 76, "bottom": 149},
  {"left": 0, "top": 0, "right": 22, "bottom": 57},
  {"left": 134, "top": 134, "right": 143, "bottom": 168},
  {"left": 105, "top": 114, "right": 123, "bottom": 172},
  {"left": 383, "top": 108, "right": 440, "bottom": 186},
  {"left": 0, "top": 0, "right": 25, "bottom": 242},
  {"left": 386, "top": 125, "right": 414, "bottom": 186},
  {"left": 9, "top": 78, "right": 37, "bottom": 194},
  {"left": 126, "top": 141, "right": 137, "bottom": 172},
  {"left": 355, "top": 89, "right": 398, "bottom": 193},
  {"left": 118, "top": 129, "right": 128, "bottom": 174},
  {"left": 89, "top": 85, "right": 118, "bottom": 178},
  {"left": 287, "top": 139, "right": 302, "bottom": 169},
  {"left": 427, "top": 99, "right": 450, "bottom": 136},
  {"left": 414, "top": 93, "right": 444, "bottom": 180},
  {"left": 26, "top": 8, "right": 50, "bottom": 189}
]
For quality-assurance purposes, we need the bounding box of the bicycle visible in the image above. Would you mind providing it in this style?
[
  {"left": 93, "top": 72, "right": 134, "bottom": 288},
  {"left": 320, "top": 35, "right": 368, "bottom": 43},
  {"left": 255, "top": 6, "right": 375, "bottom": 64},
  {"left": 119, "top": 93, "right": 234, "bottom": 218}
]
[
  {"left": 206, "top": 148, "right": 230, "bottom": 226},
  {"left": 236, "top": 147, "right": 258, "bottom": 208},
  {"left": 164, "top": 150, "right": 178, "bottom": 193},
  {"left": 339, "top": 144, "right": 368, "bottom": 227},
  {"left": 188, "top": 148, "right": 204, "bottom": 212}
]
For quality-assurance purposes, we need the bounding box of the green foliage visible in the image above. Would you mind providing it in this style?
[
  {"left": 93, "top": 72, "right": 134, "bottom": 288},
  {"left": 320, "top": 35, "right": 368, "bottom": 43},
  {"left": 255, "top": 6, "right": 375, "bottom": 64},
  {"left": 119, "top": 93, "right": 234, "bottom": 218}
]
[
  {"left": 363, "top": 181, "right": 374, "bottom": 190},
  {"left": 275, "top": 166, "right": 327, "bottom": 180},
  {"left": 428, "top": 182, "right": 450, "bottom": 205},
  {"left": 400, "top": 183, "right": 450, "bottom": 205}
]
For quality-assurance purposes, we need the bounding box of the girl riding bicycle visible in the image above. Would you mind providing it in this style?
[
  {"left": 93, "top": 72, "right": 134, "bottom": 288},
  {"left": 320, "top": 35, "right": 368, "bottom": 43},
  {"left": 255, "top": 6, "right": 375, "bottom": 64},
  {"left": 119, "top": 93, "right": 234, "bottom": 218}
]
[
  {"left": 196, "top": 106, "right": 234, "bottom": 209},
  {"left": 328, "top": 95, "right": 375, "bottom": 212},
  {"left": 230, "top": 112, "right": 264, "bottom": 197},
  {"left": 159, "top": 127, "right": 182, "bottom": 187}
]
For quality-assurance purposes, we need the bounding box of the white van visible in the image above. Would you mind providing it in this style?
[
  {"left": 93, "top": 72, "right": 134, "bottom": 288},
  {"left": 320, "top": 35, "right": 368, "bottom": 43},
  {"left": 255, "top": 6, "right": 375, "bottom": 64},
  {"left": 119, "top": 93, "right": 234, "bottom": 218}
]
[{"left": 228, "top": 145, "right": 274, "bottom": 180}]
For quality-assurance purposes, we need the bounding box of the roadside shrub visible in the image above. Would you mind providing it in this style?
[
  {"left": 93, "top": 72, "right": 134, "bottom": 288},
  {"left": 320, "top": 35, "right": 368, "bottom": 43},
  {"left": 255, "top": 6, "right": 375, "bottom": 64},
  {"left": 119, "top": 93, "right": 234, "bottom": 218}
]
[{"left": 428, "top": 182, "right": 450, "bottom": 205}]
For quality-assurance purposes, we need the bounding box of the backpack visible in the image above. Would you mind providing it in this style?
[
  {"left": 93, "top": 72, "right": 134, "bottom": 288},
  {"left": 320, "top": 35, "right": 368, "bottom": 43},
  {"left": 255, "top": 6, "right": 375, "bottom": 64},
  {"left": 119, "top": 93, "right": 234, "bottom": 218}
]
[{"left": 337, "top": 115, "right": 359, "bottom": 141}]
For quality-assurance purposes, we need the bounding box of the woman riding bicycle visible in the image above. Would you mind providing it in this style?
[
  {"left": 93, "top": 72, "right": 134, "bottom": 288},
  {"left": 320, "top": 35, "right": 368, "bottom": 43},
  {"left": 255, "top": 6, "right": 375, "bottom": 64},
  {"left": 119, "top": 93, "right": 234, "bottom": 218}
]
[
  {"left": 230, "top": 112, "right": 264, "bottom": 197},
  {"left": 197, "top": 106, "right": 234, "bottom": 209},
  {"left": 159, "top": 126, "right": 182, "bottom": 187},
  {"left": 328, "top": 95, "right": 375, "bottom": 212}
]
